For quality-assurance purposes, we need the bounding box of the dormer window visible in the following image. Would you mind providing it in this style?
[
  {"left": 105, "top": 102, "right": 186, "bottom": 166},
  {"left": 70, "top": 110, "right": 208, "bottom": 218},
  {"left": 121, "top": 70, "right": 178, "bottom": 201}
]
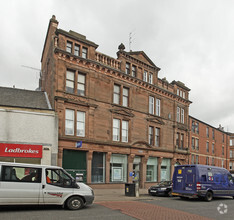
[
  {"left": 66, "top": 41, "right": 72, "bottom": 53},
  {"left": 82, "top": 47, "right": 88, "bottom": 58},
  {"left": 132, "top": 65, "right": 136, "bottom": 77},
  {"left": 125, "top": 62, "right": 130, "bottom": 74},
  {"left": 74, "top": 44, "right": 80, "bottom": 56},
  {"left": 149, "top": 73, "right": 153, "bottom": 84},
  {"left": 143, "top": 71, "right": 148, "bottom": 82}
]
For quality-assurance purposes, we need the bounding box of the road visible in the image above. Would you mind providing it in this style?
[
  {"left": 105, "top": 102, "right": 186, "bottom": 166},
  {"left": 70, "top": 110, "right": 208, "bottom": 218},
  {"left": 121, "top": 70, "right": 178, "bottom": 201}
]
[{"left": 0, "top": 196, "right": 233, "bottom": 220}]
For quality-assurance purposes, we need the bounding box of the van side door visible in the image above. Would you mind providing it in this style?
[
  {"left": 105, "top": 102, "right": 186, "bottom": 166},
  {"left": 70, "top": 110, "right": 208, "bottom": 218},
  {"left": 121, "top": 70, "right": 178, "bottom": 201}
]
[
  {"left": 42, "top": 169, "right": 74, "bottom": 204},
  {"left": 0, "top": 165, "right": 41, "bottom": 204}
]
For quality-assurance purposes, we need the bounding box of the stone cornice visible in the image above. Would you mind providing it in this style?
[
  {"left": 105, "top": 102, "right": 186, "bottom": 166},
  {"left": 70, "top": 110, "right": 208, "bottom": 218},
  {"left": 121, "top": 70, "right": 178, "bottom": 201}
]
[{"left": 54, "top": 48, "right": 192, "bottom": 105}]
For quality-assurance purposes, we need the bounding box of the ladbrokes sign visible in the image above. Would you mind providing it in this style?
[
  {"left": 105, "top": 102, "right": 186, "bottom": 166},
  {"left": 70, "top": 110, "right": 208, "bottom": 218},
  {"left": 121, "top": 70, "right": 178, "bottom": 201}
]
[{"left": 0, "top": 143, "right": 42, "bottom": 158}]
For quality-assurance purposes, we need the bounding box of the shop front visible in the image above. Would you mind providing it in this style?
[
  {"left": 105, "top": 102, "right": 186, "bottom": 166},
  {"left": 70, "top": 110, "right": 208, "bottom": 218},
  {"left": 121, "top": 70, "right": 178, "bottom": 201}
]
[{"left": 0, "top": 143, "right": 43, "bottom": 164}]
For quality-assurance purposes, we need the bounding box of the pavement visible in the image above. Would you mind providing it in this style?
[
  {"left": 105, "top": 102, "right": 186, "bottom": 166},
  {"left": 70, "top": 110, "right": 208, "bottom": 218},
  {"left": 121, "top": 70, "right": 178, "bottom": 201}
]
[
  {"left": 93, "top": 188, "right": 151, "bottom": 202},
  {"left": 93, "top": 188, "right": 213, "bottom": 220}
]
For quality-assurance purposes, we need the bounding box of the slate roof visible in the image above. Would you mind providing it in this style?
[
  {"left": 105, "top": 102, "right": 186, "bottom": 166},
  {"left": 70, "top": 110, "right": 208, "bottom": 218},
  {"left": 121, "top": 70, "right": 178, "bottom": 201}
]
[{"left": 0, "top": 87, "right": 52, "bottom": 110}]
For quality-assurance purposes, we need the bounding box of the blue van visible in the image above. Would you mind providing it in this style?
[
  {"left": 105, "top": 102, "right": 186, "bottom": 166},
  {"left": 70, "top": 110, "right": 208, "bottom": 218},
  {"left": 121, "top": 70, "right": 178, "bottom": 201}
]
[{"left": 172, "top": 164, "right": 234, "bottom": 201}]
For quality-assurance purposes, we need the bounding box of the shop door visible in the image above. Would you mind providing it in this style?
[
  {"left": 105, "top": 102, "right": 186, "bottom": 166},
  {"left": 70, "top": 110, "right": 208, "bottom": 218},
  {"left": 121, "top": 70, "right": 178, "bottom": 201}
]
[
  {"left": 133, "top": 156, "right": 141, "bottom": 187},
  {"left": 62, "top": 150, "right": 87, "bottom": 182}
]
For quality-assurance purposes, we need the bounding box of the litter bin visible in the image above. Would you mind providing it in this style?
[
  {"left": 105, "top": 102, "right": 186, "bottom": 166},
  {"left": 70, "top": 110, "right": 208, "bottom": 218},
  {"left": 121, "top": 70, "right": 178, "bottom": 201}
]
[{"left": 125, "top": 183, "right": 136, "bottom": 197}]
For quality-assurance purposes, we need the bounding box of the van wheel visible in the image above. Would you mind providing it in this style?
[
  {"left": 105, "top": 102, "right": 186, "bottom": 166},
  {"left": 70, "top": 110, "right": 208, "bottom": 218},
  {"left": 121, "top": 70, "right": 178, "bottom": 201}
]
[
  {"left": 204, "top": 191, "right": 213, "bottom": 202},
  {"left": 66, "top": 196, "right": 84, "bottom": 210}
]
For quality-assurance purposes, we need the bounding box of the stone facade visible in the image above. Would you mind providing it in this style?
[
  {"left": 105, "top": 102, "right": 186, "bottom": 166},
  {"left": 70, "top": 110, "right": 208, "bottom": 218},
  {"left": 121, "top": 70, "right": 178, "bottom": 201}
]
[
  {"left": 189, "top": 116, "right": 229, "bottom": 169},
  {"left": 40, "top": 16, "right": 192, "bottom": 189}
]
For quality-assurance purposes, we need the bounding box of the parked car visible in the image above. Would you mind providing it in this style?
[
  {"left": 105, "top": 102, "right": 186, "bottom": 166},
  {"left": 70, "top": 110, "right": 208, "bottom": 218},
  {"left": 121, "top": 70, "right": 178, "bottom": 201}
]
[
  {"left": 172, "top": 164, "right": 234, "bottom": 201},
  {"left": 0, "top": 162, "right": 94, "bottom": 210},
  {"left": 148, "top": 181, "right": 172, "bottom": 196}
]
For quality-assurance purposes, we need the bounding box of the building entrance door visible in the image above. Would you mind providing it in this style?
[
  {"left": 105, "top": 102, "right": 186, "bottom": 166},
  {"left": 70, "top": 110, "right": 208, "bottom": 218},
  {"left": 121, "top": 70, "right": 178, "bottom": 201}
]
[
  {"left": 62, "top": 150, "right": 87, "bottom": 182},
  {"left": 133, "top": 156, "right": 141, "bottom": 187}
]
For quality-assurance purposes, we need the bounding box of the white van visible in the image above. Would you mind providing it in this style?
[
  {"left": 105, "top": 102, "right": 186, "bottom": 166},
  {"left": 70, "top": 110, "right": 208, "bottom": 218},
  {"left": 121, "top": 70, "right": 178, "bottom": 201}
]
[{"left": 0, "top": 162, "right": 94, "bottom": 210}]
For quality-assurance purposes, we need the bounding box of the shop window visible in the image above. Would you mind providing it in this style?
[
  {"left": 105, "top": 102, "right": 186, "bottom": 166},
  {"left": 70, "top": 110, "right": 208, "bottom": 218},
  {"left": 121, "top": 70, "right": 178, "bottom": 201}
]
[
  {"left": 91, "top": 152, "right": 105, "bottom": 183},
  {"left": 110, "top": 154, "right": 127, "bottom": 182},
  {"left": 146, "top": 157, "right": 158, "bottom": 182},
  {"left": 161, "top": 158, "right": 170, "bottom": 181}
]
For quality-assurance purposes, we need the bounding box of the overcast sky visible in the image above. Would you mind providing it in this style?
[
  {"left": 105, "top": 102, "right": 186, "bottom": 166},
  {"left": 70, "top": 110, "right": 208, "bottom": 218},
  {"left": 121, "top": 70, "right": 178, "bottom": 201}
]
[{"left": 1, "top": 0, "right": 234, "bottom": 132}]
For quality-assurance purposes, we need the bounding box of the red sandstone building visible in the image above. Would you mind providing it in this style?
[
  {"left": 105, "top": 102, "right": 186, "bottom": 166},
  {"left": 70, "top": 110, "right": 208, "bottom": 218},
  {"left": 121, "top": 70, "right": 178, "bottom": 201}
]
[
  {"left": 40, "top": 16, "right": 192, "bottom": 189},
  {"left": 189, "top": 116, "right": 230, "bottom": 169},
  {"left": 229, "top": 133, "right": 234, "bottom": 175}
]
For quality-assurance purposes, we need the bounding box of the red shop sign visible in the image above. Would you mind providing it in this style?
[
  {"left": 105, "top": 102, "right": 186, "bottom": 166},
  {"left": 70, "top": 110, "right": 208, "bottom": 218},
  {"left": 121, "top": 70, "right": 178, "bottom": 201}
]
[{"left": 0, "top": 143, "right": 42, "bottom": 158}]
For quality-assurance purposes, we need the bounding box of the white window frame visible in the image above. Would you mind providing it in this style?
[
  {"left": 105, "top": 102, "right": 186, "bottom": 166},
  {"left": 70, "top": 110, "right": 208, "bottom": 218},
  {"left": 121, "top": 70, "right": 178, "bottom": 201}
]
[
  {"left": 113, "top": 85, "right": 120, "bottom": 105},
  {"left": 125, "top": 63, "right": 130, "bottom": 75},
  {"left": 77, "top": 73, "right": 85, "bottom": 96},
  {"left": 177, "top": 107, "right": 180, "bottom": 122},
  {"left": 113, "top": 119, "right": 120, "bottom": 141},
  {"left": 181, "top": 108, "right": 184, "bottom": 124},
  {"left": 121, "top": 120, "right": 128, "bottom": 142},
  {"left": 65, "top": 109, "right": 74, "bottom": 135},
  {"left": 156, "top": 99, "right": 160, "bottom": 116},
  {"left": 74, "top": 44, "right": 80, "bottom": 56},
  {"left": 132, "top": 65, "right": 136, "bottom": 77},
  {"left": 82, "top": 47, "right": 88, "bottom": 58},
  {"left": 149, "top": 96, "right": 154, "bottom": 114},
  {"left": 155, "top": 128, "right": 160, "bottom": 147},
  {"left": 77, "top": 111, "right": 85, "bottom": 137},
  {"left": 122, "top": 87, "right": 129, "bottom": 107},
  {"left": 66, "top": 70, "right": 75, "bottom": 93},
  {"left": 149, "top": 73, "right": 153, "bottom": 84},
  {"left": 66, "top": 41, "right": 72, "bottom": 53},
  {"left": 149, "top": 126, "right": 153, "bottom": 145},
  {"left": 143, "top": 71, "right": 148, "bottom": 82}
]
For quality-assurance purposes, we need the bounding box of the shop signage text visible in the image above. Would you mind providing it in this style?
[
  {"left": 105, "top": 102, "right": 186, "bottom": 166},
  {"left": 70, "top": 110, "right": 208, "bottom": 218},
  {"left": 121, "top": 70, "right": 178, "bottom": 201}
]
[{"left": 0, "top": 143, "right": 43, "bottom": 158}]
